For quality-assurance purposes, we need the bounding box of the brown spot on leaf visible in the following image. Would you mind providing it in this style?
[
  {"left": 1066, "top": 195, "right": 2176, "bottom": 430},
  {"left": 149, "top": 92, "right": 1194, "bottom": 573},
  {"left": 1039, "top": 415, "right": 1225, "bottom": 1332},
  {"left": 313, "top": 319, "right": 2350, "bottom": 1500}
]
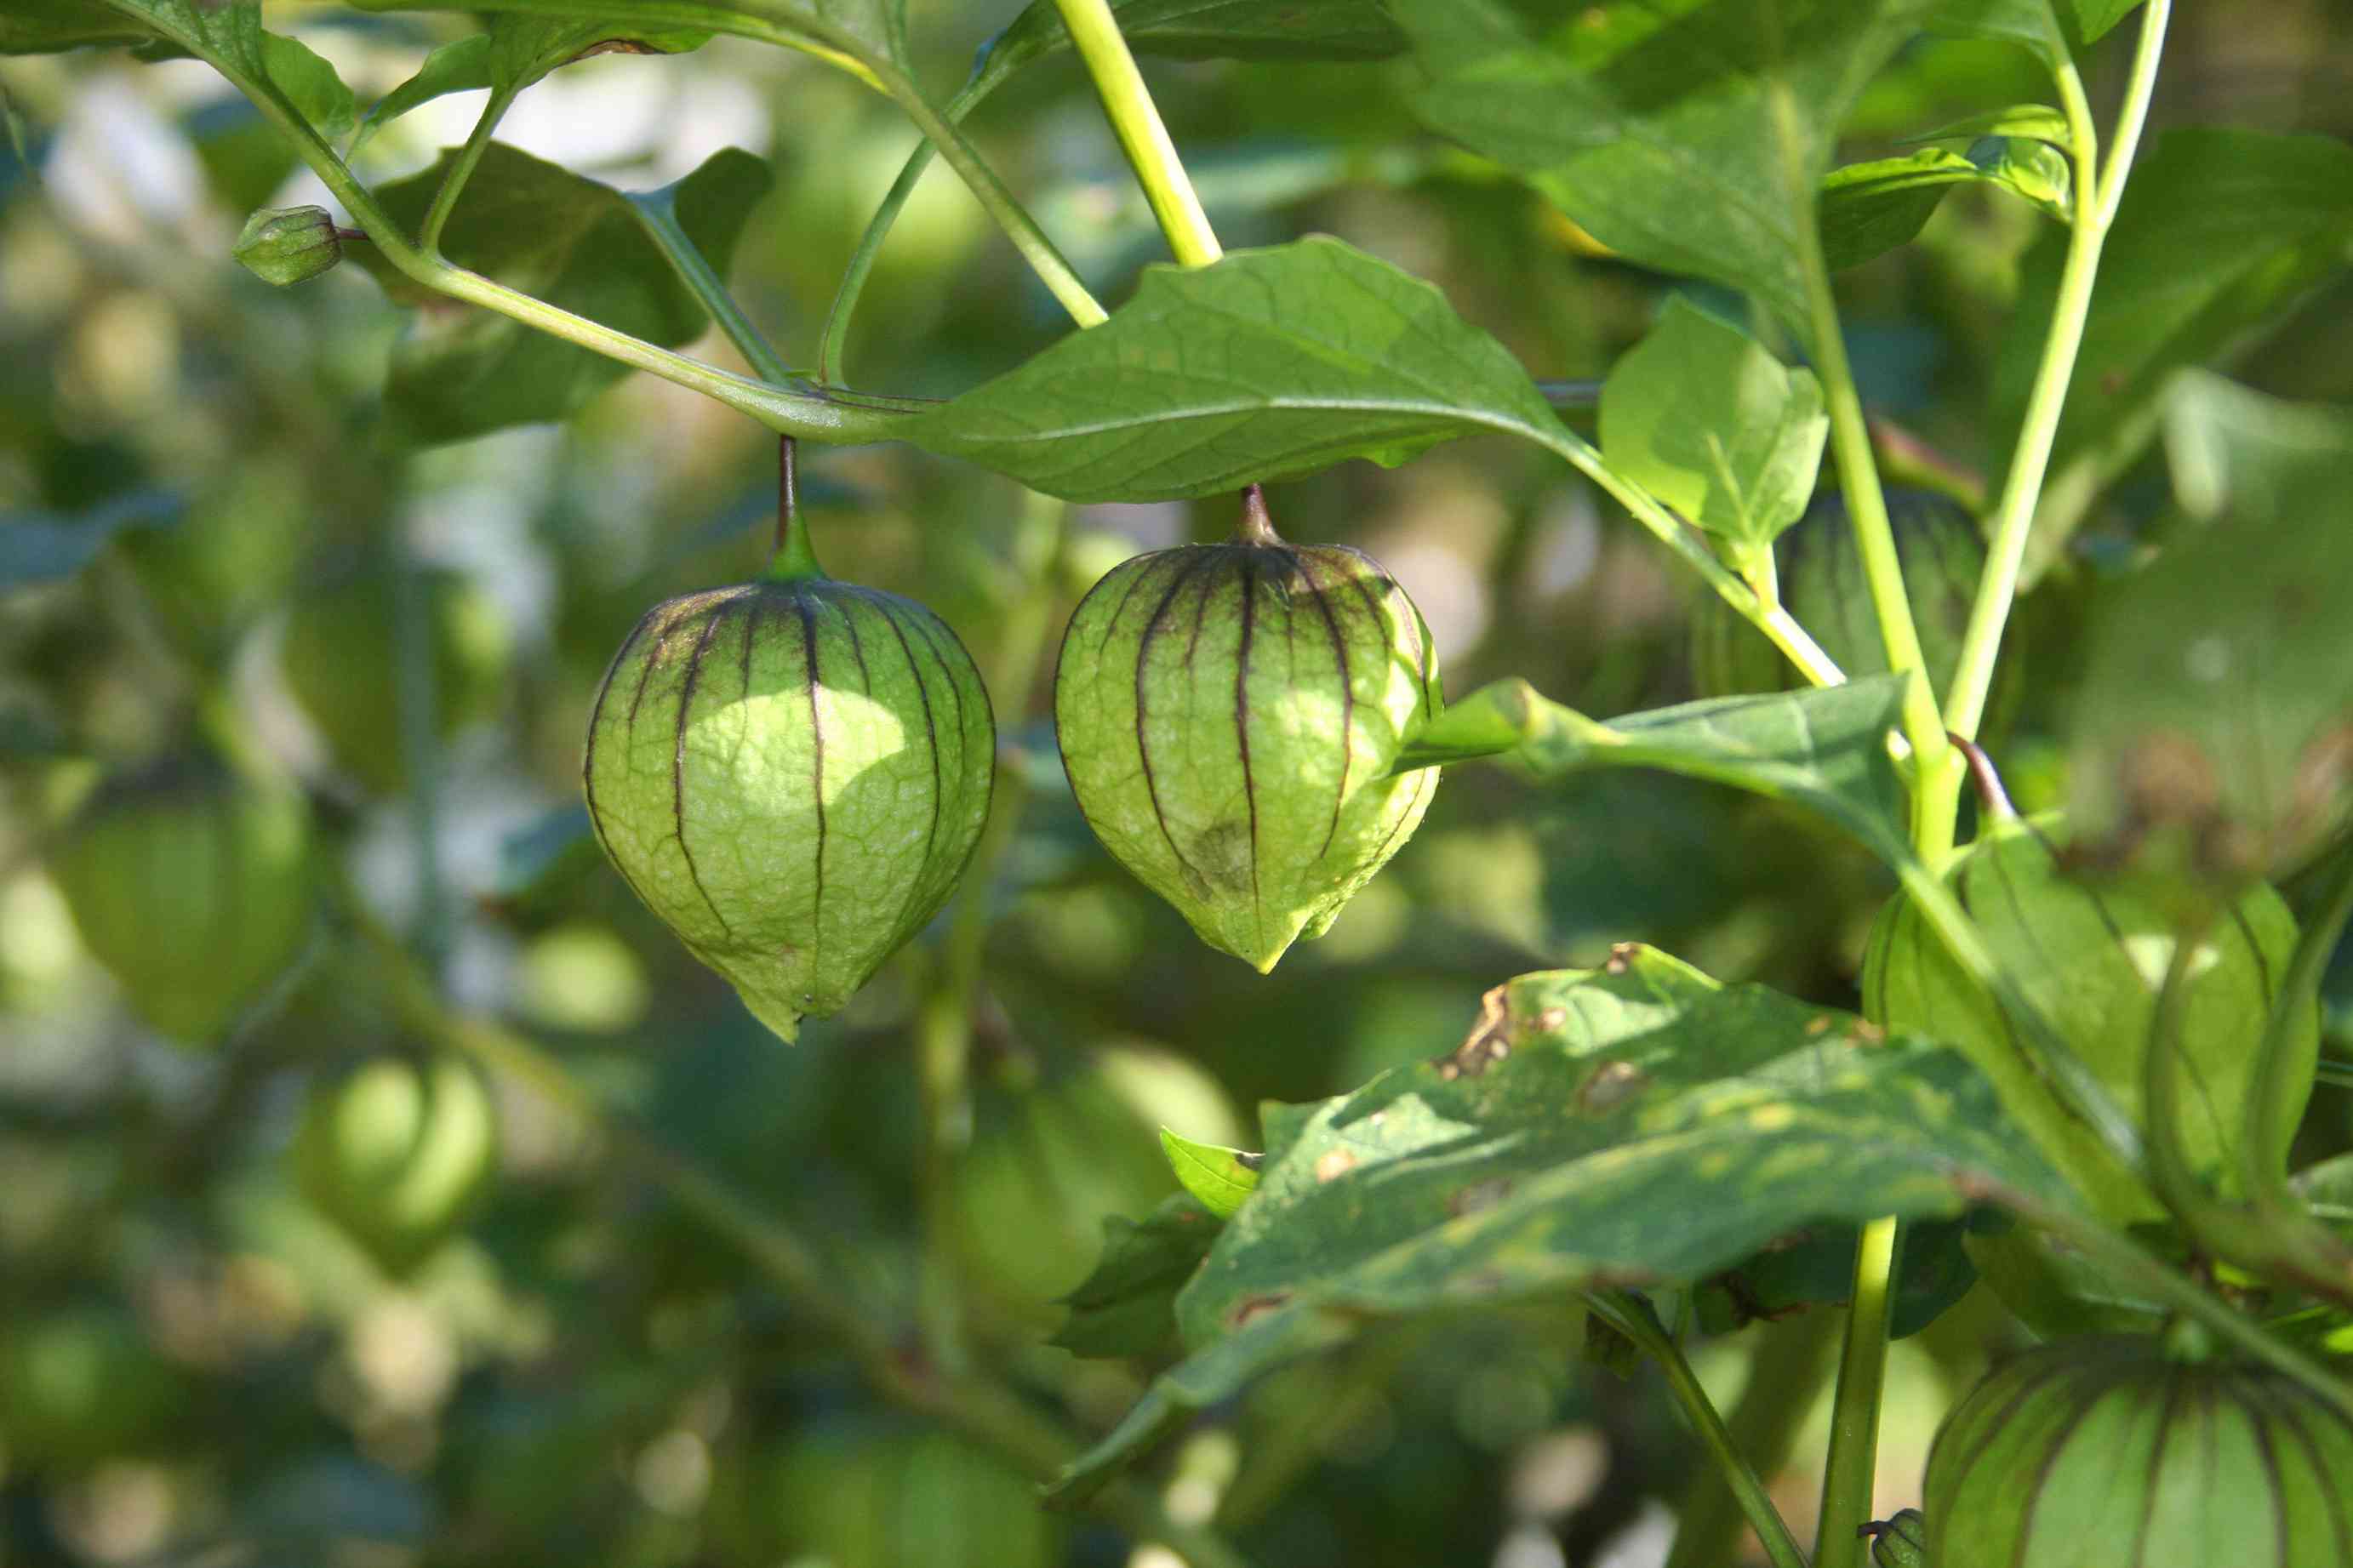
[
  {"left": 1603, "top": 943, "right": 1641, "bottom": 974},
  {"left": 1577, "top": 1060, "right": 1647, "bottom": 1114},
  {"left": 1314, "top": 1149, "right": 1357, "bottom": 1183},
  {"left": 1805, "top": 1015, "right": 1835, "bottom": 1036},
  {"left": 1229, "top": 1293, "right": 1289, "bottom": 1330},
  {"left": 1849, "top": 1022, "right": 1887, "bottom": 1046},
  {"left": 1448, "top": 1178, "right": 1514, "bottom": 1217},
  {"left": 1435, "top": 985, "right": 1513, "bottom": 1080}
]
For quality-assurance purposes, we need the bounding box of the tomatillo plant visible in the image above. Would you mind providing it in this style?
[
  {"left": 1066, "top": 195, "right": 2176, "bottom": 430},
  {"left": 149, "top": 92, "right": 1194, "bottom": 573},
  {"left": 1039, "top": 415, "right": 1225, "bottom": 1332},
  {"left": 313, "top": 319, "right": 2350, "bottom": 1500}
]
[{"left": 22, "top": 0, "right": 2353, "bottom": 1565}]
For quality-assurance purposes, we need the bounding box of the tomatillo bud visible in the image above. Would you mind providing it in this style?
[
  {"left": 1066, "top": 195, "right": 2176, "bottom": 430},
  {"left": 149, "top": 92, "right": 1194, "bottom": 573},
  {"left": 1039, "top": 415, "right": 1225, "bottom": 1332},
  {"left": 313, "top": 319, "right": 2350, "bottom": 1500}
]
[
  {"left": 583, "top": 571, "right": 994, "bottom": 1042},
  {"left": 232, "top": 205, "right": 344, "bottom": 286},
  {"left": 1053, "top": 489, "right": 1441, "bottom": 972}
]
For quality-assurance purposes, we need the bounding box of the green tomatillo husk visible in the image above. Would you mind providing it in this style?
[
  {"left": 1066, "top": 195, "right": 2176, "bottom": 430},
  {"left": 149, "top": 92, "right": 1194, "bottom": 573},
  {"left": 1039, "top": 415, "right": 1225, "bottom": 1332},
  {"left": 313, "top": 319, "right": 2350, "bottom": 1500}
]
[
  {"left": 1924, "top": 1335, "right": 2353, "bottom": 1567},
  {"left": 231, "top": 205, "right": 344, "bottom": 286},
  {"left": 1864, "top": 814, "right": 2316, "bottom": 1223},
  {"left": 1053, "top": 489, "right": 1442, "bottom": 972},
  {"left": 49, "top": 751, "right": 316, "bottom": 1045},
  {"left": 582, "top": 548, "right": 993, "bottom": 1043},
  {"left": 294, "top": 1051, "right": 499, "bottom": 1277}
]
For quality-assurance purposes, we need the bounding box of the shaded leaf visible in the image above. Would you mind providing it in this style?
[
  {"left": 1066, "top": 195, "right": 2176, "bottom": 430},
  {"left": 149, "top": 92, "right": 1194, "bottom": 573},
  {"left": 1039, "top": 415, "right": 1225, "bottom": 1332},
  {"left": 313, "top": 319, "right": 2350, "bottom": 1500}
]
[
  {"left": 1928, "top": 0, "right": 2067, "bottom": 68},
  {"left": 988, "top": 0, "right": 1402, "bottom": 70},
  {"left": 1598, "top": 297, "right": 1827, "bottom": 552},
  {"left": 1048, "top": 948, "right": 2070, "bottom": 1502},
  {"left": 354, "top": 18, "right": 710, "bottom": 154},
  {"left": 347, "top": 0, "right": 901, "bottom": 81},
  {"left": 1401, "top": 675, "right": 1916, "bottom": 868},
  {"left": 2066, "top": 375, "right": 2353, "bottom": 886},
  {"left": 1049, "top": 1194, "right": 1221, "bottom": 1360},
  {"left": 1693, "top": 1216, "right": 1977, "bottom": 1337},
  {"left": 906, "top": 236, "right": 1560, "bottom": 501},
  {"left": 2001, "top": 129, "right": 2353, "bottom": 577},
  {"left": 1159, "top": 1130, "right": 1259, "bottom": 1219},
  {"left": 0, "top": 0, "right": 157, "bottom": 54},
  {"left": 1393, "top": 0, "right": 1939, "bottom": 334},
  {"left": 1820, "top": 136, "right": 2068, "bottom": 271},
  {"left": 347, "top": 143, "right": 766, "bottom": 442},
  {"left": 0, "top": 490, "right": 181, "bottom": 586}
]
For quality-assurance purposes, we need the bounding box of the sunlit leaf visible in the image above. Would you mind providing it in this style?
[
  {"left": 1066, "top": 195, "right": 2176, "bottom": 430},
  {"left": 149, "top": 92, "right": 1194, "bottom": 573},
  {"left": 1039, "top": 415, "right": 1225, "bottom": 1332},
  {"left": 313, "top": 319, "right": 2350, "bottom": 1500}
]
[
  {"left": 353, "top": 18, "right": 710, "bottom": 154},
  {"left": 1598, "top": 298, "right": 1827, "bottom": 553},
  {"left": 907, "top": 236, "right": 1560, "bottom": 500},
  {"left": 1820, "top": 136, "right": 2070, "bottom": 271},
  {"left": 1159, "top": 1129, "right": 1259, "bottom": 1219},
  {"left": 1392, "top": 0, "right": 1939, "bottom": 334}
]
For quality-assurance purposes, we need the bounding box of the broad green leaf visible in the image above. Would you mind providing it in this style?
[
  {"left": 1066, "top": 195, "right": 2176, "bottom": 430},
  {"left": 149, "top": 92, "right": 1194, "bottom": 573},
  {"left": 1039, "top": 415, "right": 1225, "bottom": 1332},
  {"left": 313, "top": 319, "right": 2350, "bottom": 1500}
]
[
  {"left": 1820, "top": 135, "right": 2069, "bottom": 271},
  {"left": 1928, "top": 0, "right": 2066, "bottom": 68},
  {"left": 0, "top": 491, "right": 180, "bottom": 586},
  {"left": 1598, "top": 298, "right": 1827, "bottom": 552},
  {"left": 1159, "top": 1130, "right": 1259, "bottom": 1220},
  {"left": 1901, "top": 102, "right": 2070, "bottom": 150},
  {"left": 1998, "top": 129, "right": 2353, "bottom": 579},
  {"left": 1692, "top": 1216, "right": 1978, "bottom": 1338},
  {"left": 348, "top": 143, "right": 768, "bottom": 442},
  {"left": 906, "top": 236, "right": 1561, "bottom": 501},
  {"left": 2065, "top": 0, "right": 2143, "bottom": 44},
  {"left": 1046, "top": 947, "right": 2071, "bottom": 1502},
  {"left": 1392, "top": 0, "right": 1939, "bottom": 335},
  {"left": 986, "top": 0, "right": 1402, "bottom": 71},
  {"left": 352, "top": 19, "right": 710, "bottom": 154},
  {"left": 54, "top": 3, "right": 355, "bottom": 159},
  {"left": 346, "top": 0, "right": 901, "bottom": 84},
  {"left": 1, "top": 0, "right": 155, "bottom": 54},
  {"left": 1048, "top": 1194, "right": 1221, "bottom": 1360},
  {"left": 2065, "top": 375, "right": 2353, "bottom": 885},
  {"left": 259, "top": 31, "right": 355, "bottom": 142},
  {"left": 1401, "top": 675, "right": 1916, "bottom": 868}
]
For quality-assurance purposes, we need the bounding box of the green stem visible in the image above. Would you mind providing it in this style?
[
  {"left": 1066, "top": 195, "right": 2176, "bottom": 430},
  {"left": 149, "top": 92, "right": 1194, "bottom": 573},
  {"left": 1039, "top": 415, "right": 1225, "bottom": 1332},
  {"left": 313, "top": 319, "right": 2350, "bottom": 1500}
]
[
  {"left": 1996, "top": 1179, "right": 2353, "bottom": 1424},
  {"left": 1663, "top": 1309, "right": 1838, "bottom": 1568},
  {"left": 629, "top": 185, "right": 794, "bottom": 384},
  {"left": 913, "top": 490, "right": 1071, "bottom": 1371},
  {"left": 2094, "top": 0, "right": 2171, "bottom": 233},
  {"left": 2250, "top": 836, "right": 2353, "bottom": 1212},
  {"left": 1589, "top": 1291, "right": 1807, "bottom": 1568},
  {"left": 389, "top": 528, "right": 452, "bottom": 979},
  {"left": 1815, "top": 1217, "right": 1899, "bottom": 1568},
  {"left": 1527, "top": 424, "right": 1846, "bottom": 687},
  {"left": 875, "top": 68, "right": 1108, "bottom": 328},
  {"left": 819, "top": 88, "right": 969, "bottom": 384},
  {"left": 341, "top": 885, "right": 1255, "bottom": 1568},
  {"left": 193, "top": 39, "right": 913, "bottom": 442},
  {"left": 419, "top": 83, "right": 517, "bottom": 257},
  {"left": 1050, "top": 0, "right": 1222, "bottom": 267}
]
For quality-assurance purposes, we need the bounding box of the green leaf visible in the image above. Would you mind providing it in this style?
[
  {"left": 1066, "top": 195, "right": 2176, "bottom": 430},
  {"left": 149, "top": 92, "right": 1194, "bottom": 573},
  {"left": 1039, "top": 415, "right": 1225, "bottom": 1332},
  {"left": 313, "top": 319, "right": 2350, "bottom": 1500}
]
[
  {"left": 1900, "top": 102, "right": 2070, "bottom": 150},
  {"left": 353, "top": 19, "right": 711, "bottom": 155},
  {"left": 2001, "top": 128, "right": 2353, "bottom": 578},
  {"left": 1047, "top": 948, "right": 2072, "bottom": 1502},
  {"left": 346, "top": 0, "right": 902, "bottom": 83},
  {"left": 906, "top": 236, "right": 1561, "bottom": 501},
  {"left": 1820, "top": 136, "right": 2069, "bottom": 271},
  {"left": 1402, "top": 675, "right": 1916, "bottom": 869},
  {"left": 1928, "top": 0, "right": 2067, "bottom": 69},
  {"left": 1693, "top": 1216, "right": 1977, "bottom": 1337},
  {"left": 1049, "top": 1194, "right": 1221, "bottom": 1360},
  {"left": 988, "top": 0, "right": 1402, "bottom": 70},
  {"left": 1598, "top": 298, "right": 1827, "bottom": 551},
  {"left": 347, "top": 142, "right": 767, "bottom": 443},
  {"left": 1159, "top": 1130, "right": 1259, "bottom": 1220},
  {"left": 1, "top": 0, "right": 156, "bottom": 54},
  {"left": 1392, "top": 0, "right": 1939, "bottom": 334},
  {"left": 2064, "top": 0, "right": 2143, "bottom": 43},
  {"left": 2065, "top": 374, "right": 2353, "bottom": 884},
  {"left": 259, "top": 31, "right": 354, "bottom": 142},
  {"left": 0, "top": 491, "right": 181, "bottom": 586}
]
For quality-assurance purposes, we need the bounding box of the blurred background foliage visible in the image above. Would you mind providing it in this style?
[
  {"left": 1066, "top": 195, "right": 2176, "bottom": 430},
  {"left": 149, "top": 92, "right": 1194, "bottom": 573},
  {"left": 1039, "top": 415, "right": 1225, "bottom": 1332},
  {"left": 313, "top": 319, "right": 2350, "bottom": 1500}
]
[{"left": 3, "top": 3, "right": 2351, "bottom": 1565}]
